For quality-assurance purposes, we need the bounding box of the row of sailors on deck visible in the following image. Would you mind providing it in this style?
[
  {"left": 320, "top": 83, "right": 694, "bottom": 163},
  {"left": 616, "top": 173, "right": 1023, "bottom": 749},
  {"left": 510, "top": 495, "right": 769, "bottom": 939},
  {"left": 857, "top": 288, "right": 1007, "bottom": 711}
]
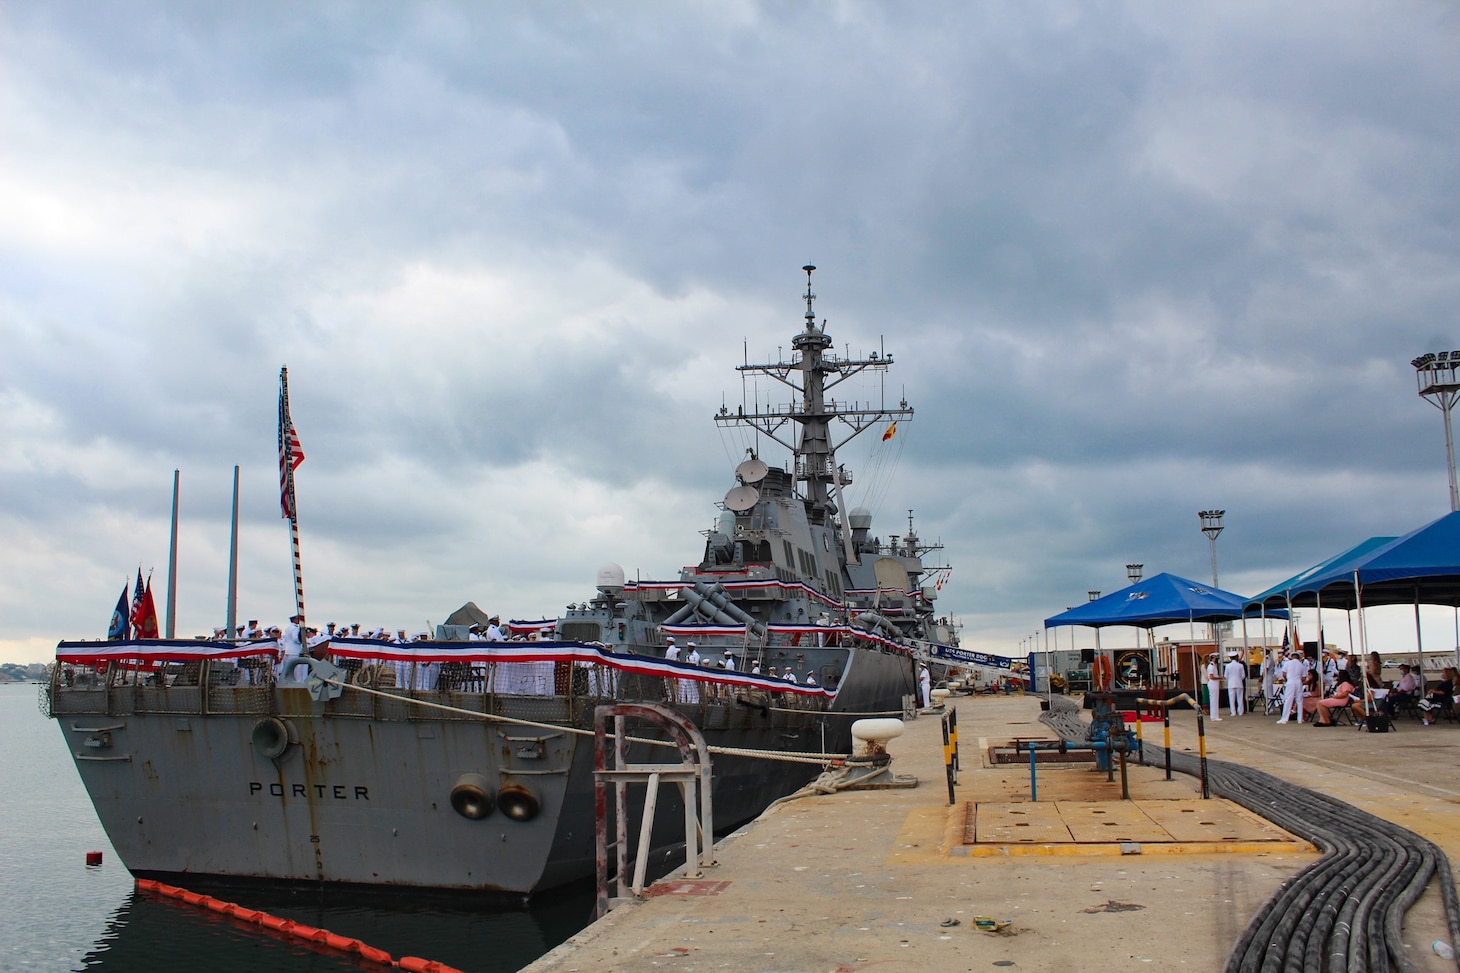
[
  {"left": 663, "top": 636, "right": 818, "bottom": 686},
  {"left": 219, "top": 615, "right": 507, "bottom": 683},
  {"left": 214, "top": 616, "right": 509, "bottom": 645}
]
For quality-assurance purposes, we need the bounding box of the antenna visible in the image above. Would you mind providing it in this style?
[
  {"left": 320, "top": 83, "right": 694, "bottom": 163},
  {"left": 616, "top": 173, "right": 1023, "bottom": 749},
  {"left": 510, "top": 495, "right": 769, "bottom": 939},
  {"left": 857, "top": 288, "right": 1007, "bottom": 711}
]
[{"left": 803, "top": 264, "right": 816, "bottom": 332}]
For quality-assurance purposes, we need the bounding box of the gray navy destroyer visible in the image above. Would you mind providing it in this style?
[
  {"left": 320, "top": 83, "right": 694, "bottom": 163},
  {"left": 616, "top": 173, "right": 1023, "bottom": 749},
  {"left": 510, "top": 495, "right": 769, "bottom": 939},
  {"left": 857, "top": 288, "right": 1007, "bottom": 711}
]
[{"left": 46, "top": 266, "right": 960, "bottom": 898}]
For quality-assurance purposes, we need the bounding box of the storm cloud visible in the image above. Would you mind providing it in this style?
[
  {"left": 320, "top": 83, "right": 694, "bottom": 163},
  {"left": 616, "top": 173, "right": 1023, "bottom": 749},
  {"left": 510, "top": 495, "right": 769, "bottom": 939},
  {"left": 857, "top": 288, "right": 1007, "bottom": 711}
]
[{"left": 4, "top": 2, "right": 1458, "bottom": 661}]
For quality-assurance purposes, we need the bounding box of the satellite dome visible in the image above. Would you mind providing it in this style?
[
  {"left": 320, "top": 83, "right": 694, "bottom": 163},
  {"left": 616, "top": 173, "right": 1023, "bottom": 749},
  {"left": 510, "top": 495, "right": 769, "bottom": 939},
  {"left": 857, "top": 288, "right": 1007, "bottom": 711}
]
[
  {"left": 849, "top": 507, "right": 873, "bottom": 530},
  {"left": 596, "top": 563, "right": 626, "bottom": 590}
]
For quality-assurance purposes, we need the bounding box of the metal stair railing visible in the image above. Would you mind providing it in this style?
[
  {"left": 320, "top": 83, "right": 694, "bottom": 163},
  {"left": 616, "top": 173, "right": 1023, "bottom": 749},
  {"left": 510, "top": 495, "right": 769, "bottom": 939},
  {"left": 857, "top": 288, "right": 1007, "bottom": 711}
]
[{"left": 593, "top": 702, "right": 715, "bottom": 918}]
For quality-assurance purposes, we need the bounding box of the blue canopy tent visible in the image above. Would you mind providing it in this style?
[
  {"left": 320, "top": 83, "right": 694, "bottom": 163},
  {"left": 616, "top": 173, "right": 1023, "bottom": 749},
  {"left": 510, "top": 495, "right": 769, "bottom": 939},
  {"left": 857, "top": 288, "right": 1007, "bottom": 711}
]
[
  {"left": 1269, "top": 512, "right": 1460, "bottom": 611},
  {"left": 1044, "top": 573, "right": 1283, "bottom": 696},
  {"left": 1243, "top": 536, "right": 1397, "bottom": 682},
  {"left": 1244, "top": 536, "right": 1399, "bottom": 615},
  {"left": 1248, "top": 512, "right": 1460, "bottom": 684}
]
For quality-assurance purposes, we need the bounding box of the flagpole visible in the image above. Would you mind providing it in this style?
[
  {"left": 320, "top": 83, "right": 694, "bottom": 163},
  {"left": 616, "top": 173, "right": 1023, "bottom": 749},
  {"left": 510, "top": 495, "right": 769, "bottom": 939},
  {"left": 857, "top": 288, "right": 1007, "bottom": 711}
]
[
  {"left": 166, "top": 469, "right": 179, "bottom": 639},
  {"left": 280, "top": 367, "right": 306, "bottom": 629},
  {"left": 289, "top": 517, "right": 305, "bottom": 624},
  {"left": 226, "top": 465, "right": 240, "bottom": 638}
]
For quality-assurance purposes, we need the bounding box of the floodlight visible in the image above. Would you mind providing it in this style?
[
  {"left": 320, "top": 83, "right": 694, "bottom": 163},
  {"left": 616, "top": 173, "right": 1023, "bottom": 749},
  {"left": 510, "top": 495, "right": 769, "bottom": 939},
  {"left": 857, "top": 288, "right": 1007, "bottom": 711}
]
[{"left": 1412, "top": 350, "right": 1460, "bottom": 511}]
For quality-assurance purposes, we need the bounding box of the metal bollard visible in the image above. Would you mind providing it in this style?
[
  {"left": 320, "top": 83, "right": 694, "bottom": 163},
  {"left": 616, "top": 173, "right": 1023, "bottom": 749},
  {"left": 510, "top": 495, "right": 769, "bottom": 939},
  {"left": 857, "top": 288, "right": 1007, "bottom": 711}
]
[
  {"left": 941, "top": 713, "right": 955, "bottom": 806},
  {"left": 949, "top": 708, "right": 960, "bottom": 773},
  {"left": 1163, "top": 704, "right": 1172, "bottom": 781}
]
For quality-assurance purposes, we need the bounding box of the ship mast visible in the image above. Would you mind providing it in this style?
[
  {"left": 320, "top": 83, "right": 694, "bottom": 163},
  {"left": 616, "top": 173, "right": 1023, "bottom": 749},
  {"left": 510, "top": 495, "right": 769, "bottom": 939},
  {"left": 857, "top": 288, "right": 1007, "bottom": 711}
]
[{"left": 715, "top": 265, "right": 914, "bottom": 531}]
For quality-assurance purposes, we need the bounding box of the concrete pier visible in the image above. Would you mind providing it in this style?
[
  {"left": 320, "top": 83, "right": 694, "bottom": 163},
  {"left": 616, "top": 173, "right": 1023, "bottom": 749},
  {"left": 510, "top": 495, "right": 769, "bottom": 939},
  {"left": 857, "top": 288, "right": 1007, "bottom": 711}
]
[{"left": 524, "top": 694, "right": 1460, "bottom": 973}]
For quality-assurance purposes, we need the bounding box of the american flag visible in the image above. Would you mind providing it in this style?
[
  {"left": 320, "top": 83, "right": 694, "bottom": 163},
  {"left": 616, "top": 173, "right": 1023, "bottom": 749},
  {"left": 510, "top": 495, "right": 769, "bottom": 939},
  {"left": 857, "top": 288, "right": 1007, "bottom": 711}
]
[
  {"left": 278, "top": 368, "right": 305, "bottom": 520},
  {"left": 129, "top": 568, "right": 145, "bottom": 631}
]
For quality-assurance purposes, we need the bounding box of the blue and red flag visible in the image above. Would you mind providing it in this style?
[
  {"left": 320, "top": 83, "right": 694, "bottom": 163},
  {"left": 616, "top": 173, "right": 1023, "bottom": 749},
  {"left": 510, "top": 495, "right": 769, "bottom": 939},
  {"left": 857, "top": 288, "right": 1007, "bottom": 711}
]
[{"left": 107, "top": 585, "right": 130, "bottom": 640}]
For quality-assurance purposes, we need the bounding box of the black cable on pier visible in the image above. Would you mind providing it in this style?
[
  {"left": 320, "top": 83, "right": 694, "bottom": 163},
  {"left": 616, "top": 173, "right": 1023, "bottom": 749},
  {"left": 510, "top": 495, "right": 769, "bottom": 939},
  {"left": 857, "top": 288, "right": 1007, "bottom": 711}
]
[{"left": 1039, "top": 702, "right": 1460, "bottom": 972}]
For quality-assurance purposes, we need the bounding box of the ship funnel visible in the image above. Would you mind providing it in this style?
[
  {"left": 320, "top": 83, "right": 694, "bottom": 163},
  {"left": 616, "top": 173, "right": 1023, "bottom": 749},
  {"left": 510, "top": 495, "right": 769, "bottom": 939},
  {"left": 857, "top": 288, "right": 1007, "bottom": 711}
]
[{"left": 849, "top": 507, "right": 873, "bottom": 548}]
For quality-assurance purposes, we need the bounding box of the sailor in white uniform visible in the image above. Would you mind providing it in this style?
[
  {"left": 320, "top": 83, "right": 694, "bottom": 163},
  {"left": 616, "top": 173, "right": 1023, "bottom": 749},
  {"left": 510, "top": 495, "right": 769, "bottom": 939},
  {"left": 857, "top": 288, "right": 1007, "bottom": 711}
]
[
  {"left": 1224, "top": 651, "right": 1247, "bottom": 716},
  {"left": 1205, "top": 655, "right": 1223, "bottom": 721},
  {"left": 1277, "top": 652, "right": 1306, "bottom": 724},
  {"left": 664, "top": 636, "right": 680, "bottom": 662},
  {"left": 721, "top": 649, "right": 736, "bottom": 670},
  {"left": 671, "top": 639, "right": 702, "bottom": 702},
  {"left": 276, "top": 614, "right": 305, "bottom": 681},
  {"left": 918, "top": 662, "right": 932, "bottom": 708},
  {"left": 485, "top": 616, "right": 505, "bottom": 641}
]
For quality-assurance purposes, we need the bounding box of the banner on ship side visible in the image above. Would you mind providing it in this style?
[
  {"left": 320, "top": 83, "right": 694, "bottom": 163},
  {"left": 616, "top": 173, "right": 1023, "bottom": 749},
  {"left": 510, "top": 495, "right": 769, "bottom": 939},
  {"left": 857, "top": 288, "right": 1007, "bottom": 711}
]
[
  {"left": 929, "top": 644, "right": 1014, "bottom": 670},
  {"left": 57, "top": 637, "right": 837, "bottom": 700}
]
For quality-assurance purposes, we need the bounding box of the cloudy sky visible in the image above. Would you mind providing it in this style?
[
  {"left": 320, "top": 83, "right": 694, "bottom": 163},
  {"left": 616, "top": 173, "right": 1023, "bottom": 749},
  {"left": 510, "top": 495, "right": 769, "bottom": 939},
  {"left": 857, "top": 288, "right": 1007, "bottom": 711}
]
[{"left": 4, "top": 2, "right": 1459, "bottom": 665}]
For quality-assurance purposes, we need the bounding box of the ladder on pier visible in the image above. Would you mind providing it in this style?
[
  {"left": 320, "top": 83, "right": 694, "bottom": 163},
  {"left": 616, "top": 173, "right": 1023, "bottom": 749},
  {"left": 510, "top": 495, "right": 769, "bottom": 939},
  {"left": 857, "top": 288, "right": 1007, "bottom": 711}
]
[{"left": 593, "top": 702, "right": 715, "bottom": 918}]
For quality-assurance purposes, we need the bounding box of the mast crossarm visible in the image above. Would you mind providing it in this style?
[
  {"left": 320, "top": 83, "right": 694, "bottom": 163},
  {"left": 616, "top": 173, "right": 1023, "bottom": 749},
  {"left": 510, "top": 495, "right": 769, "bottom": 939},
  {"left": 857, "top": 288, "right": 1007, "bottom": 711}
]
[
  {"left": 831, "top": 405, "right": 915, "bottom": 445},
  {"left": 820, "top": 358, "right": 893, "bottom": 394},
  {"left": 735, "top": 363, "right": 802, "bottom": 393},
  {"left": 713, "top": 415, "right": 796, "bottom": 454}
]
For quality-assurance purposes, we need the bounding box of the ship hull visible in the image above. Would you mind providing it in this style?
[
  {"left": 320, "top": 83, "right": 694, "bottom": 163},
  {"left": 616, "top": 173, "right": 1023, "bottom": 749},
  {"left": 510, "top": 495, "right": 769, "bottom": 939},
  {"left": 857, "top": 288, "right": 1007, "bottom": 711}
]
[{"left": 49, "top": 644, "right": 913, "bottom": 897}]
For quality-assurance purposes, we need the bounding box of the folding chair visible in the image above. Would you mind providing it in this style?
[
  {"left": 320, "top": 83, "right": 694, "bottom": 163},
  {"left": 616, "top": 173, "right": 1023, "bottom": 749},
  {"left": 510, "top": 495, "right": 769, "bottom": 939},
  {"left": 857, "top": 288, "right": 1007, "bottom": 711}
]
[
  {"left": 1393, "top": 694, "right": 1422, "bottom": 722},
  {"left": 1353, "top": 697, "right": 1396, "bottom": 732}
]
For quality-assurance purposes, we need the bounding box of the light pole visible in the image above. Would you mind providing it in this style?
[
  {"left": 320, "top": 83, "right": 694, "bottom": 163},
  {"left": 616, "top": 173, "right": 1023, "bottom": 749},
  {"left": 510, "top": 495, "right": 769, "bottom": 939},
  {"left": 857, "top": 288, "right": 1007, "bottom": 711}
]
[
  {"left": 1411, "top": 352, "right": 1460, "bottom": 511},
  {"left": 1199, "top": 510, "right": 1225, "bottom": 656},
  {"left": 1198, "top": 511, "right": 1224, "bottom": 588},
  {"left": 1127, "top": 564, "right": 1144, "bottom": 686}
]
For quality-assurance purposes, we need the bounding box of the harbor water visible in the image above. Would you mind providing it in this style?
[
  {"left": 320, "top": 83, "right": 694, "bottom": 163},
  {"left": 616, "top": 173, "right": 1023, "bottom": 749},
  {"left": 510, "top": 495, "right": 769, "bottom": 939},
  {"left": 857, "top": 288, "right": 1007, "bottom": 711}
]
[{"left": 0, "top": 682, "right": 592, "bottom": 973}]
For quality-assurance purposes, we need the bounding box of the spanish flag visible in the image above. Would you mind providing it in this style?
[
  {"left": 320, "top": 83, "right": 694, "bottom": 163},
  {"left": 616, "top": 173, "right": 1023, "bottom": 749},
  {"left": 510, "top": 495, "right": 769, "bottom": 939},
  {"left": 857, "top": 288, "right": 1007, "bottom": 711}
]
[{"left": 882, "top": 422, "right": 897, "bottom": 442}]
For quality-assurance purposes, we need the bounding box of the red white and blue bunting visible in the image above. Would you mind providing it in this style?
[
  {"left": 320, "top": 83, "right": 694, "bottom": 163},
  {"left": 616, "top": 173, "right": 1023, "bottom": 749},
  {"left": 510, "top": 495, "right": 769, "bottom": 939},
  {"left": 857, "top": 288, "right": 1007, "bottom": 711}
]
[
  {"left": 56, "top": 637, "right": 837, "bottom": 699},
  {"left": 658, "top": 622, "right": 911, "bottom": 655},
  {"left": 628, "top": 578, "right": 844, "bottom": 611}
]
